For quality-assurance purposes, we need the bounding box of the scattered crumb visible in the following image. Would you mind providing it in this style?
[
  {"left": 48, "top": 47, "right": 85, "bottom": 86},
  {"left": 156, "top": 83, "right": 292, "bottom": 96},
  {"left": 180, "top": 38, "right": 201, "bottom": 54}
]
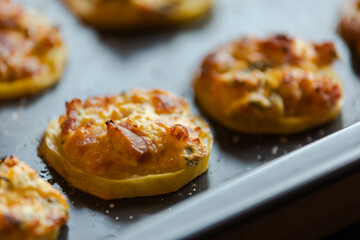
[
  {"left": 319, "top": 129, "right": 325, "bottom": 136},
  {"left": 232, "top": 135, "right": 240, "bottom": 143},
  {"left": 193, "top": 188, "right": 196, "bottom": 192},
  {"left": 279, "top": 137, "right": 288, "bottom": 143},
  {"left": 177, "top": 192, "right": 182, "bottom": 196},
  {"left": 105, "top": 210, "right": 109, "bottom": 214},
  {"left": 191, "top": 183, "right": 196, "bottom": 187},
  {"left": 161, "top": 198, "right": 164, "bottom": 201},
  {"left": 256, "top": 154, "right": 262, "bottom": 160},
  {"left": 295, "top": 144, "right": 303, "bottom": 149},
  {"left": 129, "top": 216, "right": 134, "bottom": 220},
  {"left": 271, "top": 145, "right": 279, "bottom": 155},
  {"left": 188, "top": 192, "right": 192, "bottom": 196},
  {"left": 20, "top": 97, "right": 27, "bottom": 107},
  {"left": 109, "top": 203, "right": 115, "bottom": 209},
  {"left": 115, "top": 216, "right": 119, "bottom": 221},
  {"left": 306, "top": 136, "right": 313, "bottom": 142},
  {"left": 12, "top": 112, "right": 19, "bottom": 122}
]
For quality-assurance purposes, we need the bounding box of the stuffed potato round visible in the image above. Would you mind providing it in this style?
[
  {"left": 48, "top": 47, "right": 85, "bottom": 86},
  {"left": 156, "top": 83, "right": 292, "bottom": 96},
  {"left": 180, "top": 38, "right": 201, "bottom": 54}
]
[
  {"left": 40, "top": 89, "right": 213, "bottom": 199},
  {"left": 63, "top": 0, "right": 212, "bottom": 30},
  {"left": 0, "top": 0, "right": 66, "bottom": 100},
  {"left": 338, "top": 0, "right": 360, "bottom": 56},
  {"left": 0, "top": 155, "right": 69, "bottom": 240},
  {"left": 194, "top": 35, "right": 343, "bottom": 134}
]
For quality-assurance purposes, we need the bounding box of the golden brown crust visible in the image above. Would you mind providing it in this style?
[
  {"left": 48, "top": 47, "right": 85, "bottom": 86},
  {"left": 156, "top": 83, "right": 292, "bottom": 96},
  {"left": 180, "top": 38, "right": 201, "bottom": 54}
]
[
  {"left": 0, "top": 155, "right": 69, "bottom": 240},
  {"left": 40, "top": 89, "right": 213, "bottom": 199},
  {"left": 194, "top": 35, "right": 343, "bottom": 134},
  {"left": 0, "top": 0, "right": 66, "bottom": 100},
  {"left": 63, "top": 0, "right": 212, "bottom": 30},
  {"left": 338, "top": 0, "right": 360, "bottom": 55}
]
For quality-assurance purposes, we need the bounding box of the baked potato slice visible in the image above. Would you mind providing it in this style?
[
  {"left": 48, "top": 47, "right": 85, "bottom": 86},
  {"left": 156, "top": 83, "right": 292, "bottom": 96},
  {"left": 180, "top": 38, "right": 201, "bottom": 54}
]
[
  {"left": 0, "top": 155, "right": 69, "bottom": 240},
  {"left": 63, "top": 0, "right": 213, "bottom": 30},
  {"left": 338, "top": 0, "right": 360, "bottom": 56},
  {"left": 194, "top": 35, "right": 343, "bottom": 134},
  {"left": 39, "top": 89, "right": 213, "bottom": 199},
  {"left": 0, "top": 0, "right": 66, "bottom": 100}
]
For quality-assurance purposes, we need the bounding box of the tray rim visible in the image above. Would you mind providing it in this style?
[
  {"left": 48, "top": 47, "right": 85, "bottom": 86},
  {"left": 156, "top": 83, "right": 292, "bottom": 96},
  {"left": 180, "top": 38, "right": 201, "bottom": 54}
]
[{"left": 121, "top": 122, "right": 360, "bottom": 240}]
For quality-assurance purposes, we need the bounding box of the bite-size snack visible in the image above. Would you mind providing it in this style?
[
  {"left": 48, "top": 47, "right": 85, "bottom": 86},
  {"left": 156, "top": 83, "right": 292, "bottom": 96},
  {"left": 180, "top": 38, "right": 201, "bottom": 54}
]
[
  {"left": 0, "top": 155, "right": 69, "bottom": 240},
  {"left": 194, "top": 35, "right": 343, "bottom": 134},
  {"left": 40, "top": 89, "right": 213, "bottom": 199},
  {"left": 0, "top": 0, "right": 66, "bottom": 100},
  {"left": 64, "top": 0, "right": 212, "bottom": 30},
  {"left": 338, "top": 0, "right": 360, "bottom": 56}
]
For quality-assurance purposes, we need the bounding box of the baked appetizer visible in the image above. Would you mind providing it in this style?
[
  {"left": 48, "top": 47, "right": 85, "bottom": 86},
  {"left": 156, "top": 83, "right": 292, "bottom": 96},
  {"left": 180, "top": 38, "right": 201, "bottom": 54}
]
[
  {"left": 0, "top": 155, "right": 69, "bottom": 240},
  {"left": 63, "top": 0, "right": 212, "bottom": 30},
  {"left": 194, "top": 35, "right": 343, "bottom": 134},
  {"left": 0, "top": 0, "right": 66, "bottom": 100},
  {"left": 40, "top": 89, "right": 213, "bottom": 199},
  {"left": 338, "top": 0, "right": 360, "bottom": 56}
]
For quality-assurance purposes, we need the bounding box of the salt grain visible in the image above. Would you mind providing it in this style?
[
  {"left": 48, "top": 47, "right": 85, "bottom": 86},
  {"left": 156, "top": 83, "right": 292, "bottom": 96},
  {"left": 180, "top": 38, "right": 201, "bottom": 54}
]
[
  {"left": 12, "top": 112, "right": 19, "bottom": 122},
  {"left": 105, "top": 210, "right": 109, "bottom": 214},
  {"left": 129, "top": 216, "right": 133, "bottom": 220},
  {"left": 256, "top": 154, "right": 262, "bottom": 160},
  {"left": 115, "top": 216, "right": 119, "bottom": 221},
  {"left": 188, "top": 192, "right": 192, "bottom": 196},
  {"left": 109, "top": 203, "right": 115, "bottom": 208},
  {"left": 193, "top": 188, "right": 196, "bottom": 192},
  {"left": 271, "top": 146, "right": 279, "bottom": 155}
]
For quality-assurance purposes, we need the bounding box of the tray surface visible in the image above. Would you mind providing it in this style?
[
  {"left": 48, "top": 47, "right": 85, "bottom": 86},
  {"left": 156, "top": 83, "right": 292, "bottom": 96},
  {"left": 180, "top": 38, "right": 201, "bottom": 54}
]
[{"left": 1, "top": 0, "right": 359, "bottom": 239}]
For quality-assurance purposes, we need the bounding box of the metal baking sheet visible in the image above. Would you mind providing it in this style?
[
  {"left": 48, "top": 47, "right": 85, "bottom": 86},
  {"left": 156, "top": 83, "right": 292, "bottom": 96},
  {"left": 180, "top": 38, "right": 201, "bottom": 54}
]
[{"left": 1, "top": 0, "right": 359, "bottom": 239}]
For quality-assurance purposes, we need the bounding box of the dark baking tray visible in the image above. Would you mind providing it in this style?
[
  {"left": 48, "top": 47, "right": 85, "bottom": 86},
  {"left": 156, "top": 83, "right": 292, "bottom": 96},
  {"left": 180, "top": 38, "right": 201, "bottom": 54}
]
[{"left": 1, "top": 0, "right": 360, "bottom": 239}]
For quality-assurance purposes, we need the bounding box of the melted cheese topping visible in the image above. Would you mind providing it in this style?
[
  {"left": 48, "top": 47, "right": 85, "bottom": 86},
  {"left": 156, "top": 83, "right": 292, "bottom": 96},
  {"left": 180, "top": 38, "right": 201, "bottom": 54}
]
[
  {"left": 0, "top": 0, "right": 62, "bottom": 82},
  {"left": 197, "top": 35, "right": 342, "bottom": 120},
  {"left": 58, "top": 89, "right": 211, "bottom": 179},
  {"left": 0, "top": 156, "right": 69, "bottom": 239}
]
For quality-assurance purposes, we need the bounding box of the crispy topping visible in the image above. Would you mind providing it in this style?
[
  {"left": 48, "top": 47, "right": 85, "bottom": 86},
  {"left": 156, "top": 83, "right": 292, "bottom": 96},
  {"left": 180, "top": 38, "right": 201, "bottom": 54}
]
[
  {"left": 58, "top": 89, "right": 209, "bottom": 177},
  {"left": 197, "top": 35, "right": 342, "bottom": 119},
  {"left": 106, "top": 119, "right": 148, "bottom": 159}
]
